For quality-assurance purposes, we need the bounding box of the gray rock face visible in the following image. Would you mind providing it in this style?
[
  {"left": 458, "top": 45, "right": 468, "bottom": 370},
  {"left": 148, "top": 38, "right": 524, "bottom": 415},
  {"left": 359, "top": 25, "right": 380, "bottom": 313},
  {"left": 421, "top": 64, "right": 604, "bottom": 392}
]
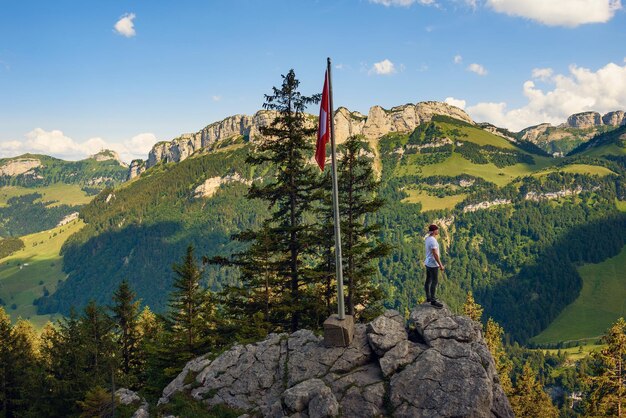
[
  {"left": 128, "top": 159, "right": 146, "bottom": 180},
  {"left": 154, "top": 306, "right": 513, "bottom": 417},
  {"left": 518, "top": 123, "right": 552, "bottom": 143},
  {"left": 602, "top": 110, "right": 626, "bottom": 126},
  {"left": 158, "top": 355, "right": 212, "bottom": 405},
  {"left": 567, "top": 111, "right": 602, "bottom": 128},
  {"left": 0, "top": 158, "right": 42, "bottom": 177},
  {"left": 366, "top": 309, "right": 407, "bottom": 356},
  {"left": 116, "top": 388, "right": 149, "bottom": 418},
  {"left": 145, "top": 110, "right": 279, "bottom": 170}
]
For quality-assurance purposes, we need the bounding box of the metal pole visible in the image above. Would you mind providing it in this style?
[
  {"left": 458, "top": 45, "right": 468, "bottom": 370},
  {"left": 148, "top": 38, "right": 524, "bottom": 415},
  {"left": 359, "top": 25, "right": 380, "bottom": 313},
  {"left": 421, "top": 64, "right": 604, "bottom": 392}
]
[{"left": 327, "top": 57, "right": 345, "bottom": 320}]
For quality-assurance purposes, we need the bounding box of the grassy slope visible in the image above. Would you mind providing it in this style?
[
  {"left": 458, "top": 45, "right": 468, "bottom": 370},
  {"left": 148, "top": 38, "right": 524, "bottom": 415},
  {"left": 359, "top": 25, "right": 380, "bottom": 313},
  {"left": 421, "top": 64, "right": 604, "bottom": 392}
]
[
  {"left": 532, "top": 164, "right": 616, "bottom": 178},
  {"left": 0, "top": 220, "right": 84, "bottom": 327},
  {"left": 543, "top": 344, "right": 606, "bottom": 363},
  {"left": 402, "top": 190, "right": 467, "bottom": 211},
  {"left": 0, "top": 184, "right": 93, "bottom": 207},
  {"left": 531, "top": 244, "right": 626, "bottom": 345},
  {"left": 394, "top": 122, "right": 554, "bottom": 187}
]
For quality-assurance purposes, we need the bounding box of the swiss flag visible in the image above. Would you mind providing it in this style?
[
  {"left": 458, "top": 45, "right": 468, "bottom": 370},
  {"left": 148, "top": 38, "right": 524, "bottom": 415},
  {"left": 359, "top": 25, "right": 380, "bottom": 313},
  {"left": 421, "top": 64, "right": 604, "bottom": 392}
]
[{"left": 316, "top": 70, "right": 330, "bottom": 170}]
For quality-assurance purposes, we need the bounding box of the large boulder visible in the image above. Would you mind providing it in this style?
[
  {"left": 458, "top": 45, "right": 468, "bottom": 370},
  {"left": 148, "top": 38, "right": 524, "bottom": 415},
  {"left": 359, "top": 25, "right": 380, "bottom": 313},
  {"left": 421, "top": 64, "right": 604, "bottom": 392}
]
[{"left": 152, "top": 305, "right": 513, "bottom": 418}]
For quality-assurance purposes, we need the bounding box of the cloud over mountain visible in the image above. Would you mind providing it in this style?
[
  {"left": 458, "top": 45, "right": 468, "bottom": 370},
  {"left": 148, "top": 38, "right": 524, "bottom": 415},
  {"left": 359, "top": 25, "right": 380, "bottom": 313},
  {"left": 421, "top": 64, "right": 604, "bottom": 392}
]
[
  {"left": 466, "top": 60, "right": 626, "bottom": 130},
  {"left": 0, "top": 129, "right": 156, "bottom": 162}
]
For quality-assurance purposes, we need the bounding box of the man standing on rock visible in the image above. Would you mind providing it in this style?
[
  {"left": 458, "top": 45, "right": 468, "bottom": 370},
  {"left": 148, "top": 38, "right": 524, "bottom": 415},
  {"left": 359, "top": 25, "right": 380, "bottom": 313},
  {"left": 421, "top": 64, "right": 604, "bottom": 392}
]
[{"left": 424, "top": 224, "right": 444, "bottom": 308}]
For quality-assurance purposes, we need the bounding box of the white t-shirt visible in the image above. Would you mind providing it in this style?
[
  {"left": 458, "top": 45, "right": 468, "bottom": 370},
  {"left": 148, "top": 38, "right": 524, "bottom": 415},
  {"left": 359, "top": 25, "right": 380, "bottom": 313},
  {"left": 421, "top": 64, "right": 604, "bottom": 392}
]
[{"left": 424, "top": 235, "right": 440, "bottom": 268}]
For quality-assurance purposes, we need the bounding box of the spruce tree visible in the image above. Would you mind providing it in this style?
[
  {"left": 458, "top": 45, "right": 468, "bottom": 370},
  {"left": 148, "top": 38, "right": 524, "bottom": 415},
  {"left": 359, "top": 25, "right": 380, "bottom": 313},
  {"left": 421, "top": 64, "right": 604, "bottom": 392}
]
[
  {"left": 336, "top": 135, "right": 390, "bottom": 320},
  {"left": 219, "top": 70, "right": 322, "bottom": 333},
  {"left": 40, "top": 310, "right": 91, "bottom": 416},
  {"left": 509, "top": 363, "right": 559, "bottom": 418},
  {"left": 0, "top": 307, "right": 14, "bottom": 417},
  {"left": 463, "top": 291, "right": 483, "bottom": 322},
  {"left": 169, "top": 244, "right": 207, "bottom": 356},
  {"left": 110, "top": 280, "right": 141, "bottom": 385},
  {"left": 484, "top": 318, "right": 513, "bottom": 394},
  {"left": 585, "top": 317, "right": 626, "bottom": 417}
]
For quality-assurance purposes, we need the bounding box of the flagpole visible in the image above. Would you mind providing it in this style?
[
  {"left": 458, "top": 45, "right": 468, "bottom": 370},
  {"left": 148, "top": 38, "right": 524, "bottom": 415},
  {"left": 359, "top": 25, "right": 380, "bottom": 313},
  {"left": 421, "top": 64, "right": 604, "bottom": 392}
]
[{"left": 327, "top": 57, "right": 345, "bottom": 320}]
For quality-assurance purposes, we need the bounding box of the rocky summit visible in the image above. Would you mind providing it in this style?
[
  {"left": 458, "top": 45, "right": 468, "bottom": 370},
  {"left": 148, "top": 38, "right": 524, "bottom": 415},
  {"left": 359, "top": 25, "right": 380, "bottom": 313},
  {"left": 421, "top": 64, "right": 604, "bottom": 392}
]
[{"left": 148, "top": 305, "right": 513, "bottom": 418}]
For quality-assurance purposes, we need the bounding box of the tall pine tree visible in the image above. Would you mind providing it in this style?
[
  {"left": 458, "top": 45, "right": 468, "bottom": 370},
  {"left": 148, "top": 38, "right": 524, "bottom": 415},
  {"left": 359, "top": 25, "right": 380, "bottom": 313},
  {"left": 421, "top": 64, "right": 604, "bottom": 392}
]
[
  {"left": 219, "top": 70, "right": 323, "bottom": 333},
  {"left": 336, "top": 135, "right": 389, "bottom": 320},
  {"left": 110, "top": 280, "right": 141, "bottom": 386},
  {"left": 168, "top": 244, "right": 208, "bottom": 356},
  {"left": 509, "top": 363, "right": 559, "bottom": 418},
  {"left": 585, "top": 317, "right": 626, "bottom": 417}
]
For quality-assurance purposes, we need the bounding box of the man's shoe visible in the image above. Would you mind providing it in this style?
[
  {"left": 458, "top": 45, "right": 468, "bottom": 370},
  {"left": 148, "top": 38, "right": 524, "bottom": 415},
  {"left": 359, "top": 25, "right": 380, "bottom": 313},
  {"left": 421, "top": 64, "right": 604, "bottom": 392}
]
[
  {"left": 431, "top": 299, "right": 443, "bottom": 309},
  {"left": 426, "top": 298, "right": 432, "bottom": 303}
]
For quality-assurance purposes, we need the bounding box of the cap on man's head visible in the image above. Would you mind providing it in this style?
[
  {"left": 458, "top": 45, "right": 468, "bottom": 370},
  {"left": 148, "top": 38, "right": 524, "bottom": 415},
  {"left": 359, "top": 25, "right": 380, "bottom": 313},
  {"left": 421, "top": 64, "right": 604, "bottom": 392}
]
[{"left": 428, "top": 224, "right": 439, "bottom": 232}]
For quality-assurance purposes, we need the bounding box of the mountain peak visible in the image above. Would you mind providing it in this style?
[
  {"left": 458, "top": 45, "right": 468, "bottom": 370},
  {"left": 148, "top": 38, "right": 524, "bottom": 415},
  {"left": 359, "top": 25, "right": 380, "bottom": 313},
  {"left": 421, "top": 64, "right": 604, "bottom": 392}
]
[{"left": 87, "top": 149, "right": 126, "bottom": 166}]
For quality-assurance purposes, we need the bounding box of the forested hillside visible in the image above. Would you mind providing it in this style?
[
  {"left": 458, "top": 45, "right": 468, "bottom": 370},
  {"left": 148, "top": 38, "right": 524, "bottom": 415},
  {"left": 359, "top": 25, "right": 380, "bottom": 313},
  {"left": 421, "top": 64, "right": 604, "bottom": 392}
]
[
  {"left": 0, "top": 152, "right": 128, "bottom": 237},
  {"left": 35, "top": 116, "right": 626, "bottom": 343}
]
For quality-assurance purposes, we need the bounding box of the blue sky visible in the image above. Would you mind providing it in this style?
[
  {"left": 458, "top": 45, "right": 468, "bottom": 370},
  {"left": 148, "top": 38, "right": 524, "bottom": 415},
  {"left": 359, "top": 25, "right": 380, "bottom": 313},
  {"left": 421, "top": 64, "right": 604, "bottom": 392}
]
[{"left": 1, "top": 0, "right": 625, "bottom": 162}]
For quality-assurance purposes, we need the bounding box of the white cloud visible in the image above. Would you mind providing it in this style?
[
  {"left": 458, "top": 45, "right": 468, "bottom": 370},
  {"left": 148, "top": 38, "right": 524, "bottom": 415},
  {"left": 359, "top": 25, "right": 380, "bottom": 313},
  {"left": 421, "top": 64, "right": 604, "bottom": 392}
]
[
  {"left": 444, "top": 97, "right": 467, "bottom": 109},
  {"left": 114, "top": 13, "right": 136, "bottom": 37},
  {"left": 531, "top": 67, "right": 554, "bottom": 81},
  {"left": 0, "top": 129, "right": 158, "bottom": 163},
  {"left": 369, "top": 59, "right": 397, "bottom": 75},
  {"left": 369, "top": 0, "right": 435, "bottom": 6},
  {"left": 212, "top": 95, "right": 222, "bottom": 102},
  {"left": 466, "top": 60, "right": 626, "bottom": 131},
  {"left": 454, "top": 55, "right": 463, "bottom": 64},
  {"left": 467, "top": 63, "right": 488, "bottom": 76},
  {"left": 486, "top": 0, "right": 622, "bottom": 27}
]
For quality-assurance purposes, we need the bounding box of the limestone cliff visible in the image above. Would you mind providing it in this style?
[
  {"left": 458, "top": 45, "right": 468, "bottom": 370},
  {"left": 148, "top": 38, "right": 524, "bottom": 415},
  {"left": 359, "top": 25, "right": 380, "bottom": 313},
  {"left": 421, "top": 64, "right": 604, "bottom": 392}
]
[
  {"left": 131, "top": 101, "right": 474, "bottom": 179},
  {"left": 0, "top": 158, "right": 42, "bottom": 177},
  {"left": 87, "top": 149, "right": 126, "bottom": 166},
  {"left": 148, "top": 305, "right": 513, "bottom": 418}
]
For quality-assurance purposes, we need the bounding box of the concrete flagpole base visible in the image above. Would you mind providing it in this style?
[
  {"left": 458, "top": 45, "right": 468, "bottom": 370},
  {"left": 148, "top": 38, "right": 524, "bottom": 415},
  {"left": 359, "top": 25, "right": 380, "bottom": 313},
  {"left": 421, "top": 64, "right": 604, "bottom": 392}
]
[{"left": 323, "top": 314, "right": 354, "bottom": 347}]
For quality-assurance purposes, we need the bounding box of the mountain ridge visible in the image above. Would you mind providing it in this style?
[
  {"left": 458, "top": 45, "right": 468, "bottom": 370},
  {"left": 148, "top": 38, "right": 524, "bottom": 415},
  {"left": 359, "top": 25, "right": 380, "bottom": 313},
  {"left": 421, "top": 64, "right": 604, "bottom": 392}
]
[{"left": 129, "top": 103, "right": 625, "bottom": 179}]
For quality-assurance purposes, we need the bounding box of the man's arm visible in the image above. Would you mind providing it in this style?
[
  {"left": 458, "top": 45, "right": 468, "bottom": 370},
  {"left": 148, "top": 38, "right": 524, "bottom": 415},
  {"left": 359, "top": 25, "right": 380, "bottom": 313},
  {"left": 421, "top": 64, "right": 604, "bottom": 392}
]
[{"left": 432, "top": 248, "right": 444, "bottom": 271}]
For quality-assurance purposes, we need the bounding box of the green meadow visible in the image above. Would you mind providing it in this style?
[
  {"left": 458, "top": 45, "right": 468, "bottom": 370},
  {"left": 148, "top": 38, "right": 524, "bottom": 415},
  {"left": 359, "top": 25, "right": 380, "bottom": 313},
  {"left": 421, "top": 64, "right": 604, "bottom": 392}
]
[
  {"left": 397, "top": 153, "right": 553, "bottom": 187},
  {"left": 402, "top": 189, "right": 467, "bottom": 211},
  {"left": 0, "top": 220, "right": 84, "bottom": 328},
  {"left": 532, "top": 163, "right": 616, "bottom": 178},
  {"left": 531, "top": 244, "right": 626, "bottom": 345},
  {"left": 543, "top": 344, "right": 606, "bottom": 363},
  {"left": 0, "top": 184, "right": 93, "bottom": 208}
]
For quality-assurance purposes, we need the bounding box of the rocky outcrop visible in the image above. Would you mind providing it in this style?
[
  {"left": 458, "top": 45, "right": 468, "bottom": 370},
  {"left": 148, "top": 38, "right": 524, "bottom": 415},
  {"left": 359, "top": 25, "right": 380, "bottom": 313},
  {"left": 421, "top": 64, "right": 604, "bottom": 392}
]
[
  {"left": 566, "top": 110, "right": 626, "bottom": 129},
  {"left": 116, "top": 388, "right": 149, "bottom": 418},
  {"left": 463, "top": 199, "right": 512, "bottom": 213},
  {"left": 145, "top": 110, "right": 279, "bottom": 170},
  {"left": 361, "top": 102, "right": 473, "bottom": 141},
  {"left": 57, "top": 212, "right": 79, "bottom": 227},
  {"left": 88, "top": 149, "right": 125, "bottom": 166},
  {"left": 525, "top": 187, "right": 584, "bottom": 202},
  {"left": 0, "top": 158, "right": 42, "bottom": 177},
  {"left": 334, "top": 107, "right": 367, "bottom": 143},
  {"left": 153, "top": 306, "right": 513, "bottom": 418},
  {"left": 602, "top": 111, "right": 626, "bottom": 127},
  {"left": 128, "top": 159, "right": 146, "bottom": 180},
  {"left": 567, "top": 112, "right": 602, "bottom": 129},
  {"left": 518, "top": 123, "right": 552, "bottom": 143},
  {"left": 193, "top": 173, "right": 252, "bottom": 199}
]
